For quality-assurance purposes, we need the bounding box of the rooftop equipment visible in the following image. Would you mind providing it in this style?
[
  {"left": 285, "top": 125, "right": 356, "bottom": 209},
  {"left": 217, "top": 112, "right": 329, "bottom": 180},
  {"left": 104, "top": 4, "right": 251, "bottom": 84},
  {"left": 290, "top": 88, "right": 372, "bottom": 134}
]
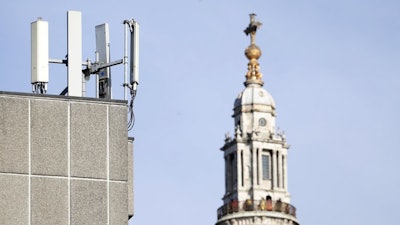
[{"left": 31, "top": 11, "right": 140, "bottom": 129}]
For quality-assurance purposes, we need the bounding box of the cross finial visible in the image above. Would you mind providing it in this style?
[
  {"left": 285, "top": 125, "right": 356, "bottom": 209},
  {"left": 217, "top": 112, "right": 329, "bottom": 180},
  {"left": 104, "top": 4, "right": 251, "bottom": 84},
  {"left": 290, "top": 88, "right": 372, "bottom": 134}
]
[
  {"left": 243, "top": 14, "right": 263, "bottom": 86},
  {"left": 244, "top": 13, "right": 262, "bottom": 45}
]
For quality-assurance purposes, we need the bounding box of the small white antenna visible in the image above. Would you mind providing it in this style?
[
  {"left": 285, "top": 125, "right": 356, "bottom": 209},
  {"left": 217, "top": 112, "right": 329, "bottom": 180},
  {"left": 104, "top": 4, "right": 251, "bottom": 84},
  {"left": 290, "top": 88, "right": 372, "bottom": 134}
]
[
  {"left": 31, "top": 19, "right": 49, "bottom": 94},
  {"left": 123, "top": 19, "right": 140, "bottom": 130},
  {"left": 130, "top": 20, "right": 140, "bottom": 92},
  {"left": 67, "top": 11, "right": 83, "bottom": 97},
  {"left": 123, "top": 19, "right": 140, "bottom": 94}
]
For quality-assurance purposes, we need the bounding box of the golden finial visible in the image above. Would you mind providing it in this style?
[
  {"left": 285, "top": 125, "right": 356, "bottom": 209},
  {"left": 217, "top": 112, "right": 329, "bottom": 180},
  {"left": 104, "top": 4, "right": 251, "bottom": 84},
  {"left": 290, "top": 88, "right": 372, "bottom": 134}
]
[{"left": 244, "top": 14, "right": 263, "bottom": 86}]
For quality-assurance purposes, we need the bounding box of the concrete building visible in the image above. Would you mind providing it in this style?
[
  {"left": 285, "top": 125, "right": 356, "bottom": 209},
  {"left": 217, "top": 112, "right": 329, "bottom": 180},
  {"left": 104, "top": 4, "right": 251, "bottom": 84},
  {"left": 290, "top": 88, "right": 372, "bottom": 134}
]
[
  {"left": 215, "top": 14, "right": 299, "bottom": 225},
  {"left": 0, "top": 91, "right": 134, "bottom": 225}
]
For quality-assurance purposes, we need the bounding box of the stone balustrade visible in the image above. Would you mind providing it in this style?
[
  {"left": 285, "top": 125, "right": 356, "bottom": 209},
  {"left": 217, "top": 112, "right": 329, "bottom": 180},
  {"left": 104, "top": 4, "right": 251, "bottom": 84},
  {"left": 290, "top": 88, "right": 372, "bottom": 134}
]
[{"left": 217, "top": 199, "right": 296, "bottom": 219}]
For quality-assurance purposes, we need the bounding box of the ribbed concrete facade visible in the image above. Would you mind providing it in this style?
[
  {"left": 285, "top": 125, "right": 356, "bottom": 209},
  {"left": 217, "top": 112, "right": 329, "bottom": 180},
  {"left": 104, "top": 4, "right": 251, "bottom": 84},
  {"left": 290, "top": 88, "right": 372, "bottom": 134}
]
[{"left": 0, "top": 91, "right": 133, "bottom": 225}]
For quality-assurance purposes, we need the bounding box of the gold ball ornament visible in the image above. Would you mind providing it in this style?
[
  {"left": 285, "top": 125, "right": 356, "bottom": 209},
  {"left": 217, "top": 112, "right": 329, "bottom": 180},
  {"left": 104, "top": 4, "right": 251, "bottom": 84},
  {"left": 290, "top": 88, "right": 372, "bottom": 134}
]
[{"left": 245, "top": 44, "right": 262, "bottom": 60}]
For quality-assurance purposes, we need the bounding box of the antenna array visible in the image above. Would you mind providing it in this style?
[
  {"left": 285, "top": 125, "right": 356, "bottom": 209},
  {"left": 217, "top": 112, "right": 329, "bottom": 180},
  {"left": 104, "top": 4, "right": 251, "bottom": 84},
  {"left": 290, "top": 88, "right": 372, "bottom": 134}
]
[
  {"left": 30, "top": 11, "right": 140, "bottom": 101},
  {"left": 30, "top": 11, "right": 140, "bottom": 130}
]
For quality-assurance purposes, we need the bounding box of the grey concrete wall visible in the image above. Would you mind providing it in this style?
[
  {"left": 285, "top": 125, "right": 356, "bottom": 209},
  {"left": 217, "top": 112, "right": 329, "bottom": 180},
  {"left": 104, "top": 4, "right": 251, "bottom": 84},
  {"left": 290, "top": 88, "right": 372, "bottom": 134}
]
[
  {"left": 128, "top": 137, "right": 134, "bottom": 218},
  {"left": 0, "top": 91, "right": 133, "bottom": 225}
]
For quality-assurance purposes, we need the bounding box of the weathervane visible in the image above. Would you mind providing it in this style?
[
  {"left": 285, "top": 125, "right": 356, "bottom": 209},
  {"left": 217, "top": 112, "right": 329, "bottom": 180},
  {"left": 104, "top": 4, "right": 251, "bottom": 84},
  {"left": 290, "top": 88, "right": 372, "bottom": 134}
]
[{"left": 244, "top": 13, "right": 263, "bottom": 86}]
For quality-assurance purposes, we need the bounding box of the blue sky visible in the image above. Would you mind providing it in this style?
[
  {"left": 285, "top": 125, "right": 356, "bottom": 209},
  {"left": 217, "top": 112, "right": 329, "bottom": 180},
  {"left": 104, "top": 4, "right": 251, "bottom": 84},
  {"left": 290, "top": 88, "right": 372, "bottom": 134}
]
[{"left": 1, "top": 1, "right": 400, "bottom": 225}]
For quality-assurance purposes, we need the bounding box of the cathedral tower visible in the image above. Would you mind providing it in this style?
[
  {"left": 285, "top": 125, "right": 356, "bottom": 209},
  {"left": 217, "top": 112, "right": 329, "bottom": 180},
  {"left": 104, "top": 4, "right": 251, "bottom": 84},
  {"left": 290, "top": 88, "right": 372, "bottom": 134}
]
[{"left": 216, "top": 14, "right": 299, "bottom": 225}]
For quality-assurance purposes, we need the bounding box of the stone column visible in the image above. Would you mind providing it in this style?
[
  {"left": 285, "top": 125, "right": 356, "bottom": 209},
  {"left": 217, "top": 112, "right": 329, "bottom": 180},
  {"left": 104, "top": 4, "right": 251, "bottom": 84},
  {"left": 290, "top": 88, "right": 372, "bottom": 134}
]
[
  {"left": 225, "top": 155, "right": 229, "bottom": 192},
  {"left": 238, "top": 150, "right": 243, "bottom": 188},
  {"left": 283, "top": 154, "right": 288, "bottom": 190},
  {"left": 252, "top": 148, "right": 257, "bottom": 187},
  {"left": 257, "top": 149, "right": 261, "bottom": 186},
  {"left": 250, "top": 148, "right": 254, "bottom": 187},
  {"left": 272, "top": 150, "right": 277, "bottom": 190},
  {"left": 278, "top": 151, "right": 283, "bottom": 188}
]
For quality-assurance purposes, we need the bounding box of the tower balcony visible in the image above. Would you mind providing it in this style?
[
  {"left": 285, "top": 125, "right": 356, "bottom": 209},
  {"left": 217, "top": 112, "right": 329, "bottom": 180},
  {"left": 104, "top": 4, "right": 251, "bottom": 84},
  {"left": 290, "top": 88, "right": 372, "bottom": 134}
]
[{"left": 217, "top": 199, "right": 296, "bottom": 219}]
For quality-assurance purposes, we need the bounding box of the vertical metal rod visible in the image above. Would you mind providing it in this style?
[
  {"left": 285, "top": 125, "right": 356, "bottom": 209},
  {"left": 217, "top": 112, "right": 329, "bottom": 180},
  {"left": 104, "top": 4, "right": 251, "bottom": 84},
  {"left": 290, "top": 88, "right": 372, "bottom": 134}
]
[
  {"left": 123, "top": 22, "right": 129, "bottom": 101},
  {"left": 82, "top": 74, "right": 86, "bottom": 97},
  {"left": 95, "top": 51, "right": 99, "bottom": 98},
  {"left": 108, "top": 42, "right": 112, "bottom": 100},
  {"left": 96, "top": 75, "right": 99, "bottom": 98}
]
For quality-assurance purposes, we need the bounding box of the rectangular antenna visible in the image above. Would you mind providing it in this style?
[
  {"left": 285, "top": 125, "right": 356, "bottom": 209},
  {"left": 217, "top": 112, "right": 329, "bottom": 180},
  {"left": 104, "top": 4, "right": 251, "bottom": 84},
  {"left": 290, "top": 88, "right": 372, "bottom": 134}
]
[
  {"left": 31, "top": 19, "right": 49, "bottom": 93},
  {"left": 95, "top": 24, "right": 110, "bottom": 79},
  {"left": 130, "top": 21, "right": 139, "bottom": 90},
  {"left": 95, "top": 23, "right": 111, "bottom": 98},
  {"left": 67, "top": 11, "right": 82, "bottom": 97}
]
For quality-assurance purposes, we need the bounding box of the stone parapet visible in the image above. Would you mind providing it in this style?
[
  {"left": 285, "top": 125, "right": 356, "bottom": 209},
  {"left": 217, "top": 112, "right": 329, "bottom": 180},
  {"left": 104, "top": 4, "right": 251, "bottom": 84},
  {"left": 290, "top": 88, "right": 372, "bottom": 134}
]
[{"left": 217, "top": 199, "right": 296, "bottom": 220}]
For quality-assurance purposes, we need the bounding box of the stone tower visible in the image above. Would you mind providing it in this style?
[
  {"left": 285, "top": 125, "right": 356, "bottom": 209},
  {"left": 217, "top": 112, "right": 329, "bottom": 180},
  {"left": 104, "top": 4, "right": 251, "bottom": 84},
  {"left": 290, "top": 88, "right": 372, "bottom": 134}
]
[{"left": 216, "top": 14, "right": 299, "bottom": 225}]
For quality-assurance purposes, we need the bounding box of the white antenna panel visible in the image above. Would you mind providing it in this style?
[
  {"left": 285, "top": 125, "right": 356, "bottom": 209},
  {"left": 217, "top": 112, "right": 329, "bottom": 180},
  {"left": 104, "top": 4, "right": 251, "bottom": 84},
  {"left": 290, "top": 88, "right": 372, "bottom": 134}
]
[
  {"left": 67, "top": 11, "right": 82, "bottom": 97},
  {"left": 31, "top": 19, "right": 49, "bottom": 84},
  {"left": 130, "top": 21, "right": 139, "bottom": 87},
  {"left": 95, "top": 23, "right": 110, "bottom": 80},
  {"left": 95, "top": 23, "right": 110, "bottom": 79}
]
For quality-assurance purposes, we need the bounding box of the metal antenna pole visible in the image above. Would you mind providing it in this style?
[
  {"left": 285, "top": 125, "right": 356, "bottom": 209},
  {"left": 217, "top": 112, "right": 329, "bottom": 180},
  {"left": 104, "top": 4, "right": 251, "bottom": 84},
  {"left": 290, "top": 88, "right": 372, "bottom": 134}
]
[
  {"left": 82, "top": 74, "right": 86, "bottom": 97},
  {"left": 123, "top": 21, "right": 129, "bottom": 101},
  {"left": 95, "top": 51, "right": 99, "bottom": 98}
]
